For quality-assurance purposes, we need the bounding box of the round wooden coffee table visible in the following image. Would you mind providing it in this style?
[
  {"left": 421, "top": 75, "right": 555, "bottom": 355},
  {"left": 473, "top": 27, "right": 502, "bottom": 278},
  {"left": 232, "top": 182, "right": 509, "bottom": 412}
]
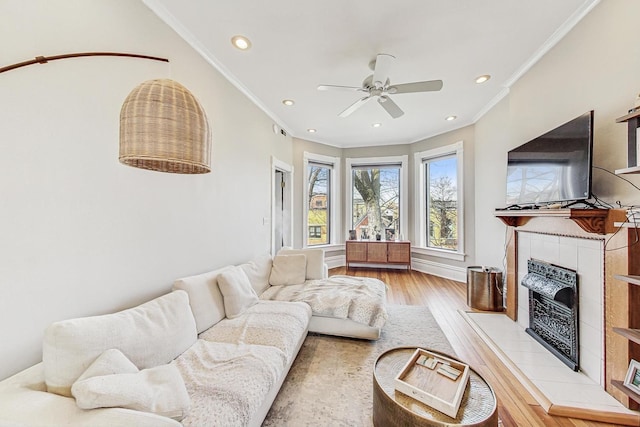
[{"left": 373, "top": 347, "right": 498, "bottom": 427}]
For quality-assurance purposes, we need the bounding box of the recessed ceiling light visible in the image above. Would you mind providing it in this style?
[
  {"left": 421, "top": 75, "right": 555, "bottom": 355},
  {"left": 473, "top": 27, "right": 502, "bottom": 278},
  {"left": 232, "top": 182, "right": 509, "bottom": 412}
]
[
  {"left": 231, "top": 35, "right": 251, "bottom": 50},
  {"left": 372, "top": 123, "right": 382, "bottom": 128},
  {"left": 475, "top": 74, "right": 491, "bottom": 84},
  {"left": 307, "top": 128, "right": 317, "bottom": 133},
  {"left": 445, "top": 115, "right": 457, "bottom": 121},
  {"left": 282, "top": 99, "right": 295, "bottom": 106}
]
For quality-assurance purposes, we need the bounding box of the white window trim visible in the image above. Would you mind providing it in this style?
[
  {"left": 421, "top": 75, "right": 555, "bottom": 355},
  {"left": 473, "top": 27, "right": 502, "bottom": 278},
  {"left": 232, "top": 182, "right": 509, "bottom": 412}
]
[
  {"left": 346, "top": 155, "right": 408, "bottom": 242},
  {"left": 414, "top": 141, "right": 465, "bottom": 261},
  {"left": 303, "top": 152, "right": 341, "bottom": 248}
]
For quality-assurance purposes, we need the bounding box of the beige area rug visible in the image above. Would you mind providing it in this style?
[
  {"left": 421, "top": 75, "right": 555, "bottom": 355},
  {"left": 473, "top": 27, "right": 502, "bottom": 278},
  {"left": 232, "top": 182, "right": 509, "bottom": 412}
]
[{"left": 263, "top": 304, "right": 455, "bottom": 427}]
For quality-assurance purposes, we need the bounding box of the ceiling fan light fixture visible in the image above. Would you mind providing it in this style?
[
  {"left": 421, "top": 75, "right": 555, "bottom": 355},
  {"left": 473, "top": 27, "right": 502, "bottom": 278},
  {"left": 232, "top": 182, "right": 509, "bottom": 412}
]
[
  {"left": 320, "top": 54, "right": 441, "bottom": 119},
  {"left": 231, "top": 35, "right": 251, "bottom": 50},
  {"left": 282, "top": 99, "right": 295, "bottom": 106},
  {"left": 475, "top": 74, "right": 491, "bottom": 84},
  {"left": 445, "top": 115, "right": 457, "bottom": 121}
]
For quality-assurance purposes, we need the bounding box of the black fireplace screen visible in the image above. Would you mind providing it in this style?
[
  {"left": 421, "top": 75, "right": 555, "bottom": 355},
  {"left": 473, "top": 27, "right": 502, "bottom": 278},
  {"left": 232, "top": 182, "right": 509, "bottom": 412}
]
[{"left": 522, "top": 259, "right": 579, "bottom": 371}]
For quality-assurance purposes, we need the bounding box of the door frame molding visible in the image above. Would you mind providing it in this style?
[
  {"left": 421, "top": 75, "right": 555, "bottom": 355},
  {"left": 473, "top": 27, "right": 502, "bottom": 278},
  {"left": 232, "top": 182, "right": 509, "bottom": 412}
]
[{"left": 271, "top": 156, "right": 294, "bottom": 255}]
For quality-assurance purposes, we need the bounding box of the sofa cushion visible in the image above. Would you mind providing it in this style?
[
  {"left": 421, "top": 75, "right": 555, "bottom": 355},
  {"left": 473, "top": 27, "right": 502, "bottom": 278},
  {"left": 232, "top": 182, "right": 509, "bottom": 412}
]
[
  {"left": 43, "top": 290, "right": 197, "bottom": 397},
  {"left": 173, "top": 267, "right": 230, "bottom": 334},
  {"left": 72, "top": 363, "right": 190, "bottom": 421},
  {"left": 269, "top": 254, "right": 307, "bottom": 286},
  {"left": 0, "top": 387, "right": 182, "bottom": 427},
  {"left": 199, "top": 300, "right": 311, "bottom": 363},
  {"left": 173, "top": 340, "right": 286, "bottom": 427},
  {"left": 217, "top": 267, "right": 259, "bottom": 318},
  {"left": 239, "top": 254, "right": 273, "bottom": 295},
  {"left": 278, "top": 248, "right": 325, "bottom": 280}
]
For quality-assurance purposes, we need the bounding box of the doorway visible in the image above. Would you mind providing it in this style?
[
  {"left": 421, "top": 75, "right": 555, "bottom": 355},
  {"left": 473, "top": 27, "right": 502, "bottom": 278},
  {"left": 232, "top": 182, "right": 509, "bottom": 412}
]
[{"left": 271, "top": 157, "right": 293, "bottom": 255}]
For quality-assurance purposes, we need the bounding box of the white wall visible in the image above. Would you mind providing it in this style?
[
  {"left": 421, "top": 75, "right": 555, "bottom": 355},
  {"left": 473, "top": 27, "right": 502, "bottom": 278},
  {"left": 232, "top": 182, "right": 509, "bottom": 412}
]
[
  {"left": 475, "top": 0, "right": 640, "bottom": 269},
  {"left": 0, "top": 0, "right": 291, "bottom": 380}
]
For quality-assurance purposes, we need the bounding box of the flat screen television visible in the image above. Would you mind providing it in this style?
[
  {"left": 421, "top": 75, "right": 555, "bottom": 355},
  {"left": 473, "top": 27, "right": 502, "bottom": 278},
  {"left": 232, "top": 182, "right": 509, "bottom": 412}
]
[{"left": 505, "top": 111, "right": 594, "bottom": 207}]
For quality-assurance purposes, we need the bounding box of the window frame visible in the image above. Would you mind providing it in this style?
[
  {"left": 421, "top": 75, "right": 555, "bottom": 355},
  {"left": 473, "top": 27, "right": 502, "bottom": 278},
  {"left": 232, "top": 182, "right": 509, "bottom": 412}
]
[
  {"left": 346, "top": 155, "right": 408, "bottom": 242},
  {"left": 303, "top": 152, "right": 340, "bottom": 248},
  {"left": 414, "top": 142, "right": 465, "bottom": 261}
]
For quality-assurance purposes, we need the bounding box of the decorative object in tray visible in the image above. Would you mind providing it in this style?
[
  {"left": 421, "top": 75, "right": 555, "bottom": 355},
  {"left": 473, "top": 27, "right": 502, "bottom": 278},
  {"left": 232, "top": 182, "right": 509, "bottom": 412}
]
[{"left": 394, "top": 348, "right": 470, "bottom": 418}]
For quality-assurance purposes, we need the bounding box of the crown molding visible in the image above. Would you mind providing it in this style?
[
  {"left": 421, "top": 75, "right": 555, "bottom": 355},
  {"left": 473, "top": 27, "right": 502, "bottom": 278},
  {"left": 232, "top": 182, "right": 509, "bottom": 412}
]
[{"left": 141, "top": 0, "right": 292, "bottom": 137}]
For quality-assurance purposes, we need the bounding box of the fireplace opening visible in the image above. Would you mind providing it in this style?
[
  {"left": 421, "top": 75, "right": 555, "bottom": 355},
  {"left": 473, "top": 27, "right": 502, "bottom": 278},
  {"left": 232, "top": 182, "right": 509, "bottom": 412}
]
[{"left": 521, "top": 259, "right": 579, "bottom": 371}]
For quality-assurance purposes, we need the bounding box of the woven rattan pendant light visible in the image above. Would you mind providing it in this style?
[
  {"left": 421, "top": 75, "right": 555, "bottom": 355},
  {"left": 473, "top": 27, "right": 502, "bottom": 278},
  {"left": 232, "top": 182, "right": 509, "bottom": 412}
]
[{"left": 119, "top": 79, "right": 211, "bottom": 174}]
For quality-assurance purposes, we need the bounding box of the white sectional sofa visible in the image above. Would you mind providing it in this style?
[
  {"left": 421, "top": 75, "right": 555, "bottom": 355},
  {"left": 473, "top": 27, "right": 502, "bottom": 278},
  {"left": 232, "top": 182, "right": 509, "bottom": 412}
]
[{"left": 0, "top": 248, "right": 387, "bottom": 427}]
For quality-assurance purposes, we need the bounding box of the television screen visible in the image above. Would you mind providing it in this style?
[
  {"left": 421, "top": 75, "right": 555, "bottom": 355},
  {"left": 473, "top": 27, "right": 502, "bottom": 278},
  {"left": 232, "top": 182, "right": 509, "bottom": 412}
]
[{"left": 506, "top": 111, "right": 593, "bottom": 206}]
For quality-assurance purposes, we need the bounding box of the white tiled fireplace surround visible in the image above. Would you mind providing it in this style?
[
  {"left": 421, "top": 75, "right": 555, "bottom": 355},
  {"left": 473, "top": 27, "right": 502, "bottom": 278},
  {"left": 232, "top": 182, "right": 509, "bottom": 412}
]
[
  {"left": 517, "top": 232, "right": 603, "bottom": 384},
  {"left": 465, "top": 230, "right": 638, "bottom": 421}
]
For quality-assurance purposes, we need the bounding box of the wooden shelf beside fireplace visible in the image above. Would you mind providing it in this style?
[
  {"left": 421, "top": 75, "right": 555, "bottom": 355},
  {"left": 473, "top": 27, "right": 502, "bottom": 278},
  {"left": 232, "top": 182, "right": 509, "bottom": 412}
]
[
  {"left": 613, "top": 327, "right": 640, "bottom": 345},
  {"left": 614, "top": 274, "right": 640, "bottom": 287},
  {"left": 608, "top": 228, "right": 640, "bottom": 410},
  {"left": 612, "top": 380, "right": 640, "bottom": 405}
]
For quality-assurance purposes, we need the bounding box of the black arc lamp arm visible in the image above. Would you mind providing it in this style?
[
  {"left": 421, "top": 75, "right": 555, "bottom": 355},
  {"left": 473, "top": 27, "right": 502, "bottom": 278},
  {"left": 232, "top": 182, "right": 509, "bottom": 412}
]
[{"left": 0, "top": 52, "right": 169, "bottom": 74}]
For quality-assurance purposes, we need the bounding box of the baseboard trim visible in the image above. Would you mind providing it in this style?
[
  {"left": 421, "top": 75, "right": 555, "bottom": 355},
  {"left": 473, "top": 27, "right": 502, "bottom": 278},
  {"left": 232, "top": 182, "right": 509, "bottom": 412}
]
[
  {"left": 325, "top": 255, "right": 345, "bottom": 270},
  {"left": 411, "top": 258, "right": 466, "bottom": 282}
]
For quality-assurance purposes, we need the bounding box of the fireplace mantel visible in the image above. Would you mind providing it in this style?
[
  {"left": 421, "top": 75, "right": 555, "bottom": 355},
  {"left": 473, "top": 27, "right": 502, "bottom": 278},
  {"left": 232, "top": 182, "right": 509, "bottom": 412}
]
[
  {"left": 496, "top": 208, "right": 626, "bottom": 321},
  {"left": 494, "top": 208, "right": 611, "bottom": 234}
]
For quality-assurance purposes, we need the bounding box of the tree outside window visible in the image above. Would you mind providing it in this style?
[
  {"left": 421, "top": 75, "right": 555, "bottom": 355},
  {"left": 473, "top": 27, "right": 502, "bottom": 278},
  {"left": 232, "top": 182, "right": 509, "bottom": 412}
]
[{"left": 351, "top": 166, "right": 400, "bottom": 240}]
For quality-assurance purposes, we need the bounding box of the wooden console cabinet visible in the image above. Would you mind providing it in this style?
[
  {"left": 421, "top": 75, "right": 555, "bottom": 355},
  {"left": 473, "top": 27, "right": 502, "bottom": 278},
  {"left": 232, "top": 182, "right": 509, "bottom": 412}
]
[{"left": 346, "top": 241, "right": 411, "bottom": 270}]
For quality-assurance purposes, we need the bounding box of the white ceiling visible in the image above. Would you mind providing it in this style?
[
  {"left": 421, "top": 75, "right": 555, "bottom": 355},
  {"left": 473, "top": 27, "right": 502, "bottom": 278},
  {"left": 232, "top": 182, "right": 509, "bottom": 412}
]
[{"left": 144, "top": 0, "right": 599, "bottom": 148}]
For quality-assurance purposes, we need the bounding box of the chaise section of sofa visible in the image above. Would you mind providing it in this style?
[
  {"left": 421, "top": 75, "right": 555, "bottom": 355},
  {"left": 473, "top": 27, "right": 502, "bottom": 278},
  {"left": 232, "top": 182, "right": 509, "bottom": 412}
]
[{"left": 260, "top": 248, "right": 388, "bottom": 340}]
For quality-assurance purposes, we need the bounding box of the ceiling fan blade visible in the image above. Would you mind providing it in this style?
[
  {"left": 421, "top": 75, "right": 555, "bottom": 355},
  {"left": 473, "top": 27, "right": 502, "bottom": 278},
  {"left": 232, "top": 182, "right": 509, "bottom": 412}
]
[
  {"left": 388, "top": 80, "right": 443, "bottom": 94},
  {"left": 339, "top": 96, "right": 372, "bottom": 118},
  {"left": 372, "top": 53, "right": 395, "bottom": 88},
  {"left": 318, "top": 84, "right": 364, "bottom": 92},
  {"left": 378, "top": 96, "right": 404, "bottom": 118}
]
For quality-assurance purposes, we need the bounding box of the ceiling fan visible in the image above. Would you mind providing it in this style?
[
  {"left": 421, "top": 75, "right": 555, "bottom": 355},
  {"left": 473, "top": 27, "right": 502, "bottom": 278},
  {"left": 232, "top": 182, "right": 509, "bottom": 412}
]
[{"left": 318, "top": 53, "right": 443, "bottom": 119}]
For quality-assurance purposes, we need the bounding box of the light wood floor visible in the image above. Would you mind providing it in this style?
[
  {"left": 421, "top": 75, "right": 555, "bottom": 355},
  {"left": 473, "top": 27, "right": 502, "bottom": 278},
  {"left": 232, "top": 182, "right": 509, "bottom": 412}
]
[{"left": 330, "top": 266, "right": 622, "bottom": 427}]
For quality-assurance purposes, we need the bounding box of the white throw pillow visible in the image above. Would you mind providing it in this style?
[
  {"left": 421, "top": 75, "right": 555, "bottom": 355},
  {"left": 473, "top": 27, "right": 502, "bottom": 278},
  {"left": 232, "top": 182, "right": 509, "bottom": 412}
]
[
  {"left": 76, "top": 349, "right": 139, "bottom": 382},
  {"left": 269, "top": 254, "right": 307, "bottom": 286},
  {"left": 217, "top": 267, "right": 259, "bottom": 318},
  {"left": 72, "top": 363, "right": 190, "bottom": 421},
  {"left": 278, "top": 248, "right": 325, "bottom": 280}
]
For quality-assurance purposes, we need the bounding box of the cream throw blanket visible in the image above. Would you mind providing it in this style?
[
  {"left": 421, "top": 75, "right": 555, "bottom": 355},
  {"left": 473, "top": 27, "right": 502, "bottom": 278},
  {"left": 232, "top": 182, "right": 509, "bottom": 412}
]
[
  {"left": 174, "top": 340, "right": 286, "bottom": 427},
  {"left": 260, "top": 275, "right": 388, "bottom": 328}
]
